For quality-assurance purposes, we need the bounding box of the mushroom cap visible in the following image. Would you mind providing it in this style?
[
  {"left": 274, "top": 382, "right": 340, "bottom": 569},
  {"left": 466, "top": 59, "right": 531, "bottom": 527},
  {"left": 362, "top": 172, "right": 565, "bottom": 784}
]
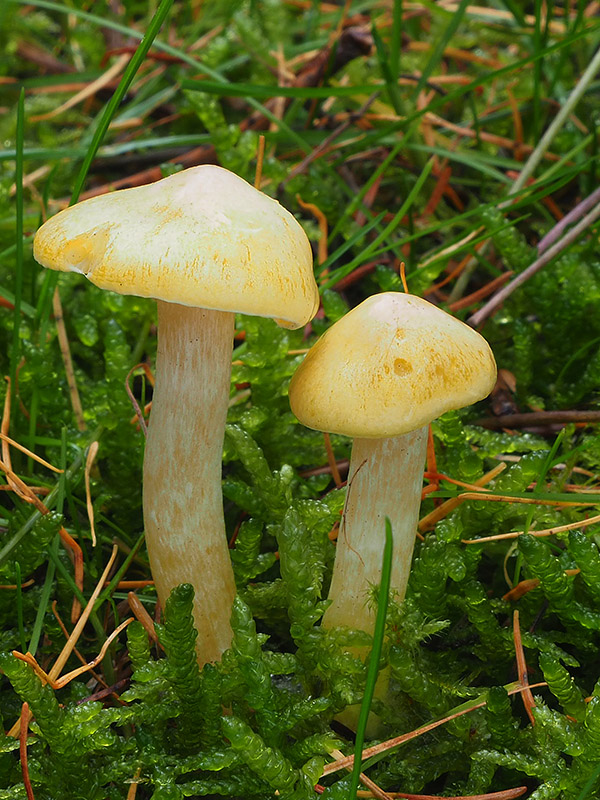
[
  {"left": 289, "top": 292, "right": 497, "bottom": 438},
  {"left": 33, "top": 165, "right": 319, "bottom": 329}
]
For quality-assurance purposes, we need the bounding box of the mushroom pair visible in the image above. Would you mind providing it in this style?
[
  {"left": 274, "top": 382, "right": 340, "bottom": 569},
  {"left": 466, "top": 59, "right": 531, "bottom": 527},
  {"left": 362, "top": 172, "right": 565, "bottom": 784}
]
[
  {"left": 289, "top": 292, "right": 497, "bottom": 637},
  {"left": 33, "top": 165, "right": 319, "bottom": 664}
]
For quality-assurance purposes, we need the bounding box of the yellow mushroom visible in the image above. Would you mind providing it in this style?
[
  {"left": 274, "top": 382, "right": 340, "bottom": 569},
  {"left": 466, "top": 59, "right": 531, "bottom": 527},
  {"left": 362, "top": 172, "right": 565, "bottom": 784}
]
[
  {"left": 34, "top": 165, "right": 319, "bottom": 665},
  {"left": 289, "top": 292, "right": 497, "bottom": 635}
]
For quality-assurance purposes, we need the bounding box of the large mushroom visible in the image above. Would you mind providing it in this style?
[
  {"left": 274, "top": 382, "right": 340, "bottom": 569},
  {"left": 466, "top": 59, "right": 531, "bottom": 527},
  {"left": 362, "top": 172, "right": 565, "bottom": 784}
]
[
  {"left": 289, "top": 292, "right": 496, "bottom": 636},
  {"left": 34, "top": 165, "right": 319, "bottom": 664}
]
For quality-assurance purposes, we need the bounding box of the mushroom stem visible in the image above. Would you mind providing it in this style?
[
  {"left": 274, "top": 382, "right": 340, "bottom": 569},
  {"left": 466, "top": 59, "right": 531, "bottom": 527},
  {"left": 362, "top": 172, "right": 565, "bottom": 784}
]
[
  {"left": 143, "top": 300, "right": 236, "bottom": 664},
  {"left": 322, "top": 427, "right": 428, "bottom": 634}
]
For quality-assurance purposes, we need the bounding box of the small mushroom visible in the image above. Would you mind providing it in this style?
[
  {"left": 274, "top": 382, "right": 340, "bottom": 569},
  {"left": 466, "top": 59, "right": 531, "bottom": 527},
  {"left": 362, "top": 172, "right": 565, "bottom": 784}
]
[
  {"left": 34, "top": 165, "right": 319, "bottom": 664},
  {"left": 289, "top": 292, "right": 496, "bottom": 636}
]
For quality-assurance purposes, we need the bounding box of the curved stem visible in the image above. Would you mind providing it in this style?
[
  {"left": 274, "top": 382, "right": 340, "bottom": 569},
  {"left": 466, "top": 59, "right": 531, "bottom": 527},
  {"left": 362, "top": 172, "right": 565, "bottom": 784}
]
[
  {"left": 143, "top": 301, "right": 236, "bottom": 664},
  {"left": 322, "top": 427, "right": 428, "bottom": 635}
]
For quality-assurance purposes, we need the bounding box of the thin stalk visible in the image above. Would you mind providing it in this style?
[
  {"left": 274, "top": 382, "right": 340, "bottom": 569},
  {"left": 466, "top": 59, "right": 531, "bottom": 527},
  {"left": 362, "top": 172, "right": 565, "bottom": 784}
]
[
  {"left": 322, "top": 428, "right": 427, "bottom": 634},
  {"left": 143, "top": 302, "right": 236, "bottom": 664}
]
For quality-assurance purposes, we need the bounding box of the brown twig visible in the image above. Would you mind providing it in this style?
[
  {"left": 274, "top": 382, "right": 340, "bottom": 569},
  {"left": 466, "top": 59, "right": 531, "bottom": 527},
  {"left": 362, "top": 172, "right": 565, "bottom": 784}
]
[
  {"left": 447, "top": 271, "right": 513, "bottom": 312},
  {"left": 0, "top": 579, "right": 35, "bottom": 590},
  {"left": 469, "top": 199, "right": 600, "bottom": 327},
  {"left": 503, "top": 570, "right": 580, "bottom": 602},
  {"left": 355, "top": 788, "right": 527, "bottom": 800},
  {"left": 475, "top": 410, "right": 600, "bottom": 429},
  {"left": 299, "top": 459, "right": 350, "bottom": 478}
]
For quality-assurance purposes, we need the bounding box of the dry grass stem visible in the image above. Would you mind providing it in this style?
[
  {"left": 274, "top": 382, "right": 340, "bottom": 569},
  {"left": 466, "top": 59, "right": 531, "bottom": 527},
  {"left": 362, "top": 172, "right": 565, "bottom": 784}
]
[
  {"left": 419, "top": 463, "right": 507, "bottom": 531},
  {"left": 463, "top": 512, "right": 600, "bottom": 544},
  {"left": 512, "top": 610, "right": 536, "bottom": 725},
  {"left": 0, "top": 579, "right": 34, "bottom": 590},
  {"left": 84, "top": 441, "right": 99, "bottom": 546},
  {"left": 0, "top": 440, "right": 84, "bottom": 620},
  {"left": 323, "top": 432, "right": 343, "bottom": 488},
  {"left": 52, "top": 600, "right": 111, "bottom": 690},
  {"left": 126, "top": 768, "right": 142, "bottom": 799},
  {"left": 13, "top": 617, "right": 132, "bottom": 689},
  {"left": 49, "top": 545, "right": 118, "bottom": 683},
  {"left": 19, "top": 702, "right": 34, "bottom": 800},
  {"left": 30, "top": 53, "right": 130, "bottom": 122},
  {"left": 328, "top": 748, "right": 393, "bottom": 800},
  {"left": 2, "top": 378, "right": 12, "bottom": 470},
  {"left": 419, "top": 228, "right": 483, "bottom": 271},
  {"left": 0, "top": 432, "right": 63, "bottom": 472},
  {"left": 254, "top": 134, "right": 266, "bottom": 188},
  {"left": 296, "top": 195, "right": 328, "bottom": 268},
  {"left": 356, "top": 787, "right": 527, "bottom": 799},
  {"left": 53, "top": 288, "right": 86, "bottom": 431},
  {"left": 128, "top": 591, "right": 160, "bottom": 643},
  {"left": 321, "top": 682, "right": 547, "bottom": 777}
]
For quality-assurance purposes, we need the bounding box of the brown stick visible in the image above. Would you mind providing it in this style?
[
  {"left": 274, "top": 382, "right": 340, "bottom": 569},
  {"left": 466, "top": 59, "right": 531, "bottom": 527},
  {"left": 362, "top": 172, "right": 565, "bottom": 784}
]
[
  {"left": 475, "top": 410, "right": 600, "bottom": 428},
  {"left": 355, "top": 788, "right": 527, "bottom": 800},
  {"left": 469, "top": 199, "right": 600, "bottom": 327}
]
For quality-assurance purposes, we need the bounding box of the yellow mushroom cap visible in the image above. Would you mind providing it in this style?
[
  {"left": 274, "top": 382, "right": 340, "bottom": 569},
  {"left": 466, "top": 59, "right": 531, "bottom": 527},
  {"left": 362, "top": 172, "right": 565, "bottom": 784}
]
[
  {"left": 33, "top": 165, "right": 319, "bottom": 329},
  {"left": 289, "top": 292, "right": 497, "bottom": 438}
]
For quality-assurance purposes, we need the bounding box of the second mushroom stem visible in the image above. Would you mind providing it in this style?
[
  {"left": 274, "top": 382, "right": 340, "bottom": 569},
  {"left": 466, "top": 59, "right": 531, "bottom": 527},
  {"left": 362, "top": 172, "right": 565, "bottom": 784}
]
[
  {"left": 322, "top": 427, "right": 428, "bottom": 635},
  {"left": 143, "top": 301, "right": 236, "bottom": 665}
]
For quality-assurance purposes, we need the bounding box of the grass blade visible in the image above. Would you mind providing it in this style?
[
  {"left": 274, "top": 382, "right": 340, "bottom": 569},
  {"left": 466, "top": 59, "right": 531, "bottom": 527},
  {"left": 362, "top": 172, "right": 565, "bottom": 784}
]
[
  {"left": 348, "top": 518, "right": 393, "bottom": 800},
  {"left": 70, "top": 0, "right": 174, "bottom": 204},
  {"left": 410, "top": 0, "right": 469, "bottom": 101},
  {"left": 322, "top": 158, "right": 434, "bottom": 290},
  {"left": 10, "top": 88, "right": 25, "bottom": 411}
]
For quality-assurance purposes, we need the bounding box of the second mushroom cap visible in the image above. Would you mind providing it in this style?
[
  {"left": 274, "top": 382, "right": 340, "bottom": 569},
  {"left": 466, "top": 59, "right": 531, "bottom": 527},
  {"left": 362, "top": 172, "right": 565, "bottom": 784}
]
[{"left": 289, "top": 292, "right": 497, "bottom": 438}]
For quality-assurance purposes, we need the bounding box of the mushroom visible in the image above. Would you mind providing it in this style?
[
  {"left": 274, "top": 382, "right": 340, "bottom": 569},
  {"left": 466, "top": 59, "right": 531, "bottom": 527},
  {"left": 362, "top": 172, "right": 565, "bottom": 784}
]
[
  {"left": 33, "top": 165, "right": 319, "bottom": 664},
  {"left": 288, "top": 292, "right": 496, "bottom": 636}
]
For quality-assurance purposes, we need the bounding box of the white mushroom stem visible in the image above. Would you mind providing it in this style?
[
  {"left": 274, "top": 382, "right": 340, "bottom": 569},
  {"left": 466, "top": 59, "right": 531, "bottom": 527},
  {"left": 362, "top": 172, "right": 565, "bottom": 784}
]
[
  {"left": 143, "top": 301, "right": 236, "bottom": 664},
  {"left": 322, "top": 426, "right": 428, "bottom": 634}
]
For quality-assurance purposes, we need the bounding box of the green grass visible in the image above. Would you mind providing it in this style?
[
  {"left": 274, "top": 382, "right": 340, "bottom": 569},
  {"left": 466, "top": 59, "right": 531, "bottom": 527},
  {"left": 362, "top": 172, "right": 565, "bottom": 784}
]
[{"left": 2, "top": 2, "right": 600, "bottom": 798}]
